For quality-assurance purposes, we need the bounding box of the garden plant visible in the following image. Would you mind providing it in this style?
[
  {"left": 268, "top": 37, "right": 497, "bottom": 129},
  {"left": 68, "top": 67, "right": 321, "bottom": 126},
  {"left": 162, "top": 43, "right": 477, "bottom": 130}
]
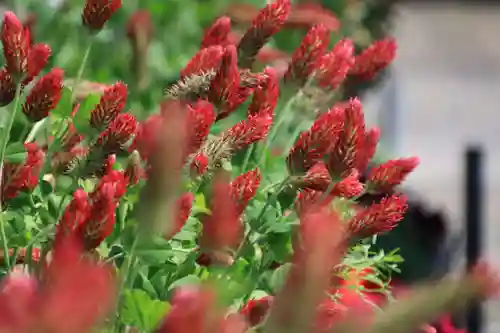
[{"left": 0, "top": 0, "right": 497, "bottom": 332}]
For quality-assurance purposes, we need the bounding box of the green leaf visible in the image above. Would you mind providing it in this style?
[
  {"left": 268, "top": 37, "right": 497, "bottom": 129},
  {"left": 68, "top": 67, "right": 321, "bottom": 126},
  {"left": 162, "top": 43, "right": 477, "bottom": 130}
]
[
  {"left": 39, "top": 180, "right": 53, "bottom": 198},
  {"left": 168, "top": 274, "right": 200, "bottom": 292},
  {"left": 54, "top": 175, "right": 74, "bottom": 194},
  {"left": 249, "top": 289, "right": 270, "bottom": 300},
  {"left": 5, "top": 142, "right": 25, "bottom": 155},
  {"left": 268, "top": 263, "right": 291, "bottom": 293},
  {"left": 4, "top": 152, "right": 27, "bottom": 164},
  {"left": 51, "top": 87, "right": 73, "bottom": 117},
  {"left": 73, "top": 93, "right": 101, "bottom": 134},
  {"left": 121, "top": 289, "right": 170, "bottom": 331},
  {"left": 192, "top": 193, "right": 210, "bottom": 215},
  {"left": 4, "top": 142, "right": 27, "bottom": 164}
]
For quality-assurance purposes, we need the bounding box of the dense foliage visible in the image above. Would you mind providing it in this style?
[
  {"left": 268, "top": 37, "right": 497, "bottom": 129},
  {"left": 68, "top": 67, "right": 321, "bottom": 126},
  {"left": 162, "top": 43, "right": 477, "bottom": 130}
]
[{"left": 0, "top": 1, "right": 496, "bottom": 333}]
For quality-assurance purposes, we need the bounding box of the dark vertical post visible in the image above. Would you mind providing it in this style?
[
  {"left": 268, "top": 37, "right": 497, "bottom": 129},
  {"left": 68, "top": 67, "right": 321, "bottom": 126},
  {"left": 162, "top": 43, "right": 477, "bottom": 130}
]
[{"left": 465, "top": 146, "right": 484, "bottom": 333}]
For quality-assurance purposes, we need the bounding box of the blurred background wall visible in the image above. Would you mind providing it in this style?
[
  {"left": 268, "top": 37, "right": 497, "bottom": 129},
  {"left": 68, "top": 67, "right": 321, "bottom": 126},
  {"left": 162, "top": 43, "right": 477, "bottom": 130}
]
[{"left": 363, "top": 2, "right": 500, "bottom": 331}]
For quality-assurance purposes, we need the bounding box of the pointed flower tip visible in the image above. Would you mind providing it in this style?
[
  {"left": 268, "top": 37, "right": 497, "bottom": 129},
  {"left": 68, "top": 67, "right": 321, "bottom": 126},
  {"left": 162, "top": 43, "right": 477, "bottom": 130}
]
[
  {"left": 200, "top": 16, "right": 232, "bottom": 49},
  {"left": 2, "top": 11, "right": 22, "bottom": 27},
  {"left": 82, "top": 0, "right": 123, "bottom": 31},
  {"left": 22, "top": 68, "right": 64, "bottom": 122}
]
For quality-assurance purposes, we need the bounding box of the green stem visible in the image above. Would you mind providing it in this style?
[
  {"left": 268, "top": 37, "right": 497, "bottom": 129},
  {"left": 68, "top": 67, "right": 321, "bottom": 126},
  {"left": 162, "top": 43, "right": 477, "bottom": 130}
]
[
  {"left": 0, "top": 82, "right": 22, "bottom": 271},
  {"left": 0, "top": 213, "right": 10, "bottom": 271},
  {"left": 258, "top": 81, "right": 313, "bottom": 167},
  {"left": 241, "top": 144, "right": 255, "bottom": 172},
  {"left": 255, "top": 177, "right": 290, "bottom": 227},
  {"left": 115, "top": 236, "right": 140, "bottom": 328},
  {"left": 25, "top": 118, "right": 47, "bottom": 143},
  {"left": 283, "top": 119, "right": 309, "bottom": 156}
]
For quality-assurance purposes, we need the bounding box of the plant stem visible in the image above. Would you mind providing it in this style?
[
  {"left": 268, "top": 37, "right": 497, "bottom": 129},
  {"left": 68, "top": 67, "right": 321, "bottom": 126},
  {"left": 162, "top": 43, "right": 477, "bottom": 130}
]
[
  {"left": 258, "top": 80, "right": 314, "bottom": 167},
  {"left": 255, "top": 177, "right": 290, "bottom": 227},
  {"left": 0, "top": 82, "right": 22, "bottom": 271},
  {"left": 258, "top": 93, "right": 300, "bottom": 167},
  {"left": 282, "top": 118, "right": 309, "bottom": 155},
  {"left": 25, "top": 118, "right": 47, "bottom": 143},
  {"left": 241, "top": 144, "right": 255, "bottom": 172},
  {"left": 115, "top": 236, "right": 140, "bottom": 328}
]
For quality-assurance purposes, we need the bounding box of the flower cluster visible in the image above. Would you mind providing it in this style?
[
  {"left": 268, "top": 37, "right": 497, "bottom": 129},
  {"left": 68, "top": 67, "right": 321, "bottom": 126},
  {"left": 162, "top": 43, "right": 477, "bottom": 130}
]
[{"left": 0, "top": 1, "right": 497, "bottom": 333}]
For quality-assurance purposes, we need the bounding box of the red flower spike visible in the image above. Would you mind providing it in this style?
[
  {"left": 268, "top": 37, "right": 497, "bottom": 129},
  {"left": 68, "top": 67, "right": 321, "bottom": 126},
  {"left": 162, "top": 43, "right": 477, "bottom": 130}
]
[
  {"left": 181, "top": 45, "right": 224, "bottom": 79},
  {"left": 190, "top": 153, "right": 209, "bottom": 176},
  {"left": 240, "top": 296, "right": 274, "bottom": 327},
  {"left": 327, "top": 98, "right": 366, "bottom": 178},
  {"left": 350, "top": 37, "right": 397, "bottom": 81},
  {"left": 166, "top": 192, "right": 195, "bottom": 239},
  {"left": 54, "top": 189, "right": 91, "bottom": 249},
  {"left": 126, "top": 10, "right": 154, "bottom": 44},
  {"left": 185, "top": 100, "right": 216, "bottom": 157},
  {"left": 224, "top": 112, "right": 273, "bottom": 151},
  {"left": 93, "top": 170, "right": 128, "bottom": 200},
  {"left": 40, "top": 235, "right": 116, "bottom": 333},
  {"left": 75, "top": 171, "right": 127, "bottom": 250},
  {"left": 22, "top": 68, "right": 64, "bottom": 122},
  {"left": 0, "top": 269, "right": 38, "bottom": 332},
  {"left": 347, "top": 194, "right": 408, "bottom": 238},
  {"left": 267, "top": 210, "right": 345, "bottom": 333},
  {"left": 286, "top": 24, "right": 330, "bottom": 84},
  {"left": 298, "top": 162, "right": 331, "bottom": 192},
  {"left": 82, "top": 0, "right": 122, "bottom": 31},
  {"left": 355, "top": 127, "right": 380, "bottom": 174},
  {"left": 201, "top": 174, "right": 242, "bottom": 250},
  {"left": 99, "top": 154, "right": 116, "bottom": 177},
  {"left": 79, "top": 188, "right": 116, "bottom": 250},
  {"left": 367, "top": 156, "right": 420, "bottom": 193},
  {"left": 330, "top": 169, "right": 364, "bottom": 198},
  {"left": 208, "top": 45, "right": 245, "bottom": 120},
  {"left": 155, "top": 286, "right": 216, "bottom": 333},
  {"left": 287, "top": 105, "right": 344, "bottom": 175},
  {"left": 248, "top": 66, "right": 279, "bottom": 117},
  {"left": 237, "top": 0, "right": 292, "bottom": 69},
  {"left": 201, "top": 16, "right": 232, "bottom": 49},
  {"left": 2, "top": 143, "right": 44, "bottom": 202},
  {"left": 131, "top": 113, "right": 163, "bottom": 163},
  {"left": 1, "top": 11, "right": 30, "bottom": 77},
  {"left": 294, "top": 189, "right": 326, "bottom": 217},
  {"left": 315, "top": 39, "right": 354, "bottom": 89},
  {"left": 0, "top": 236, "right": 115, "bottom": 332},
  {"left": 24, "top": 43, "right": 51, "bottom": 84},
  {"left": 0, "top": 68, "right": 16, "bottom": 106},
  {"left": 230, "top": 169, "right": 262, "bottom": 215},
  {"left": 90, "top": 81, "right": 127, "bottom": 129},
  {"left": 97, "top": 112, "right": 138, "bottom": 152}
]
